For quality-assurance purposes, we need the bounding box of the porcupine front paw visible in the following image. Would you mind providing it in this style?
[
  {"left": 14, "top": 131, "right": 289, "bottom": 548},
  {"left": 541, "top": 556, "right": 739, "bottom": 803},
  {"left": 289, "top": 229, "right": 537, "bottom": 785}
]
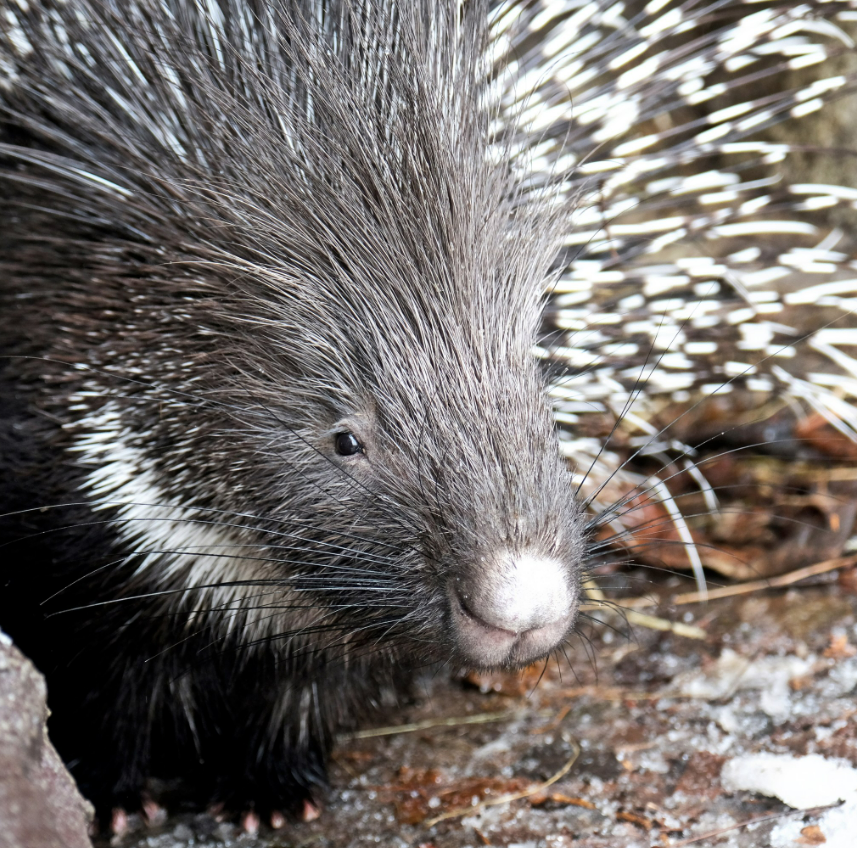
[
  {"left": 221, "top": 799, "right": 321, "bottom": 835},
  {"left": 209, "top": 740, "right": 329, "bottom": 828},
  {"left": 108, "top": 793, "right": 169, "bottom": 837}
]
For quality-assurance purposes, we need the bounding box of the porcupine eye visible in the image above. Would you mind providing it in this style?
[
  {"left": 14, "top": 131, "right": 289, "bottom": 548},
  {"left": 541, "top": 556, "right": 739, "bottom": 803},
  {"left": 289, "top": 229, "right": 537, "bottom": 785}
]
[{"left": 334, "top": 432, "right": 364, "bottom": 456}]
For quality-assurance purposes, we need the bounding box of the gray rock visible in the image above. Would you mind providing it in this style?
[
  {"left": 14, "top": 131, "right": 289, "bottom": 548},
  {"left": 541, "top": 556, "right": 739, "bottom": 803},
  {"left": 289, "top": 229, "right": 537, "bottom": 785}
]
[{"left": 0, "top": 630, "right": 93, "bottom": 848}]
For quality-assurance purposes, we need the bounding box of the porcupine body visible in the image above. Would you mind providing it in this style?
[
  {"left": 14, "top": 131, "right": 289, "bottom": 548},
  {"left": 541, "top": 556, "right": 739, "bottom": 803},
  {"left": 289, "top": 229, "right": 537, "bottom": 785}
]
[
  {"left": 0, "top": 0, "right": 585, "bottom": 815},
  {"left": 2, "top": 0, "right": 857, "bottom": 821}
]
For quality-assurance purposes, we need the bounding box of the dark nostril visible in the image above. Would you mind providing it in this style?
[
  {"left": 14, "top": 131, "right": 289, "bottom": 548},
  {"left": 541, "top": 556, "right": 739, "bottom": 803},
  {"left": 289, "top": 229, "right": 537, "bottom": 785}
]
[{"left": 456, "top": 591, "right": 517, "bottom": 637}]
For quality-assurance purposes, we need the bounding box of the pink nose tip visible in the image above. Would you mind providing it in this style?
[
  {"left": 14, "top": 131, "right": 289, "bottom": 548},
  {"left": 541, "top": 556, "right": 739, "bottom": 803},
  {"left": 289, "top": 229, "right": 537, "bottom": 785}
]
[{"left": 450, "top": 552, "right": 577, "bottom": 668}]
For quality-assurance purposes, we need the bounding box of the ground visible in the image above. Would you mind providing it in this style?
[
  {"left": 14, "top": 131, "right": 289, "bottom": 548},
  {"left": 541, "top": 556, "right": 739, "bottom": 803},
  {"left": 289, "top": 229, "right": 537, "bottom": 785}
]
[
  {"left": 101, "top": 571, "right": 857, "bottom": 848},
  {"left": 87, "top": 404, "right": 857, "bottom": 848}
]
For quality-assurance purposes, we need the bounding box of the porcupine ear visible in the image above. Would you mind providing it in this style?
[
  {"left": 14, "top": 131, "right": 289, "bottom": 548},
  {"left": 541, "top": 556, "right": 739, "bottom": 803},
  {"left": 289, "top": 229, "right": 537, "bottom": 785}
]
[{"left": 490, "top": 1, "right": 857, "bottom": 589}]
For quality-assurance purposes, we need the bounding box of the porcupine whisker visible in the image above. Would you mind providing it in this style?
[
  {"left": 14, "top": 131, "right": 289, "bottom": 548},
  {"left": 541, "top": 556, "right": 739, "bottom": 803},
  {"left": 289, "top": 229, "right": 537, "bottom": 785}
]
[
  {"left": 564, "top": 628, "right": 601, "bottom": 679},
  {"left": 584, "top": 433, "right": 841, "bottom": 538},
  {"left": 552, "top": 652, "right": 564, "bottom": 685},
  {"left": 588, "top": 540, "right": 744, "bottom": 577},
  {"left": 178, "top": 604, "right": 414, "bottom": 645},
  {"left": 578, "top": 328, "right": 857, "bottom": 518},
  {"left": 592, "top": 477, "right": 847, "bottom": 540},
  {"left": 1, "top": 498, "right": 417, "bottom": 556},
  {"left": 44, "top": 549, "right": 404, "bottom": 608},
  {"left": 579, "top": 584, "right": 656, "bottom": 596},
  {"left": 587, "top": 533, "right": 741, "bottom": 564},
  {"left": 595, "top": 512, "right": 830, "bottom": 563},
  {"left": 162, "top": 614, "right": 414, "bottom": 674},
  {"left": 245, "top": 631, "right": 417, "bottom": 677},
  {"left": 52, "top": 587, "right": 411, "bottom": 620},
  {"left": 156, "top": 618, "right": 413, "bottom": 670},
  {"left": 525, "top": 658, "right": 551, "bottom": 697},
  {"left": 4, "top": 510, "right": 410, "bottom": 580},
  {"left": 574, "top": 611, "right": 628, "bottom": 644},
  {"left": 147, "top": 598, "right": 413, "bottom": 628},
  {"left": 577, "top": 602, "right": 634, "bottom": 635},
  {"left": 152, "top": 580, "right": 417, "bottom": 648},
  {"left": 207, "top": 600, "right": 415, "bottom": 624},
  {"left": 557, "top": 336, "right": 709, "bottom": 588},
  {"left": 242, "top": 614, "right": 418, "bottom": 656},
  {"left": 585, "top": 437, "right": 796, "bottom": 531},
  {"left": 570, "top": 309, "right": 677, "bottom": 498},
  {"left": 556, "top": 643, "right": 581, "bottom": 685}
]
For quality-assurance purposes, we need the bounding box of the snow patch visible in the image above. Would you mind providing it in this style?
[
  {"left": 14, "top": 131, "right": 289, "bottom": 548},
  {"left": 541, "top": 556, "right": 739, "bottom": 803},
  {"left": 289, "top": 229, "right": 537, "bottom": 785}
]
[
  {"left": 722, "top": 752, "right": 857, "bottom": 808},
  {"left": 770, "top": 801, "right": 857, "bottom": 848},
  {"left": 674, "top": 648, "right": 812, "bottom": 719}
]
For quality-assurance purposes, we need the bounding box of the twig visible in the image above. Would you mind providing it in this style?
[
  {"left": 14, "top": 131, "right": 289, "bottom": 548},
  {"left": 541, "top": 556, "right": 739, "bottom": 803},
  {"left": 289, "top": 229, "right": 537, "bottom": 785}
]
[
  {"left": 672, "top": 555, "right": 856, "bottom": 606},
  {"left": 668, "top": 804, "right": 837, "bottom": 846},
  {"left": 424, "top": 737, "right": 581, "bottom": 827},
  {"left": 341, "top": 709, "right": 527, "bottom": 740},
  {"left": 624, "top": 610, "right": 706, "bottom": 639},
  {"left": 585, "top": 584, "right": 706, "bottom": 639},
  {"left": 553, "top": 684, "right": 664, "bottom": 701}
]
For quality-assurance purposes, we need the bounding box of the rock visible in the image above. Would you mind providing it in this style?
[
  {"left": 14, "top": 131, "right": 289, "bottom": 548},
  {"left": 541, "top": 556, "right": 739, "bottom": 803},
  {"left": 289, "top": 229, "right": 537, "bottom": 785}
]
[{"left": 0, "top": 629, "right": 93, "bottom": 848}]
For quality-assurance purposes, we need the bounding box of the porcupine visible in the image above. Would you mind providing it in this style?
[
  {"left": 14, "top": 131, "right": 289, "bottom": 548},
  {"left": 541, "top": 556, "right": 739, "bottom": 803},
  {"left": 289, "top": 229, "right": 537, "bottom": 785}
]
[{"left": 2, "top": 0, "right": 857, "bottom": 823}]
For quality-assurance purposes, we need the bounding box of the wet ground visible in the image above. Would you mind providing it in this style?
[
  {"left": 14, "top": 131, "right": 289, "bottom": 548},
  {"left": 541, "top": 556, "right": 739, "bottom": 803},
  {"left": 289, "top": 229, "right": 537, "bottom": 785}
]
[{"left": 103, "top": 564, "right": 857, "bottom": 848}]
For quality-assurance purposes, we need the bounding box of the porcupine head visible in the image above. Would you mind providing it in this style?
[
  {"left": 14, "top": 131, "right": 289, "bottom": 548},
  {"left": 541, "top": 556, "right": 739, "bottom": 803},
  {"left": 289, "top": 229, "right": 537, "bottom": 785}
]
[{"left": 0, "top": 0, "right": 583, "bottom": 811}]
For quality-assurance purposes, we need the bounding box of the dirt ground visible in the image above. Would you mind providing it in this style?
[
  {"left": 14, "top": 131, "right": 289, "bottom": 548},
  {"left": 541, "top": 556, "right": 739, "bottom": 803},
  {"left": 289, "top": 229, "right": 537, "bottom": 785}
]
[{"left": 102, "top": 565, "right": 857, "bottom": 848}]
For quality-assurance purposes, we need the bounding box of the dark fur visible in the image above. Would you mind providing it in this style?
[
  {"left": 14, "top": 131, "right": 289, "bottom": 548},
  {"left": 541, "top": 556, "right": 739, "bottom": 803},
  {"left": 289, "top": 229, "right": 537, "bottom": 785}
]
[{"left": 0, "top": 0, "right": 584, "bottom": 814}]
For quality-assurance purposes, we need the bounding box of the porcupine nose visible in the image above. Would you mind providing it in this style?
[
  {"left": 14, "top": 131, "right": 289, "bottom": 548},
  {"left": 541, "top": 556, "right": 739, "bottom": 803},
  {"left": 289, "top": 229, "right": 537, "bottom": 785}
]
[{"left": 451, "top": 552, "right": 577, "bottom": 668}]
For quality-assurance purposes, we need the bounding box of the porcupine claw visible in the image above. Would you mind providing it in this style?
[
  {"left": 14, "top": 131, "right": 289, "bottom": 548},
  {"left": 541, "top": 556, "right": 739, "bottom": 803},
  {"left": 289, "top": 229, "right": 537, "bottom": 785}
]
[
  {"left": 241, "top": 810, "right": 260, "bottom": 835},
  {"left": 300, "top": 799, "right": 322, "bottom": 822},
  {"left": 141, "top": 793, "right": 167, "bottom": 827},
  {"left": 110, "top": 807, "right": 129, "bottom": 837}
]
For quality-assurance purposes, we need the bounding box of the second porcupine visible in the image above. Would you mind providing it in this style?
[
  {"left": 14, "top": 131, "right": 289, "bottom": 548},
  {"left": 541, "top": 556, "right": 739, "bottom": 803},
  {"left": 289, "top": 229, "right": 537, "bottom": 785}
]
[{"left": 2, "top": 0, "right": 857, "bottom": 823}]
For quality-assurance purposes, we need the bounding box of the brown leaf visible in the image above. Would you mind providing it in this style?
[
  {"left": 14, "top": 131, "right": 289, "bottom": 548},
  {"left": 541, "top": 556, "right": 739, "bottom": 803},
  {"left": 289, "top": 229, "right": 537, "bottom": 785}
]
[
  {"left": 463, "top": 664, "right": 545, "bottom": 696},
  {"left": 391, "top": 773, "right": 529, "bottom": 824},
  {"left": 796, "top": 824, "right": 827, "bottom": 844},
  {"left": 674, "top": 752, "right": 726, "bottom": 799},
  {"left": 795, "top": 415, "right": 857, "bottom": 461},
  {"left": 437, "top": 776, "right": 530, "bottom": 808},
  {"left": 393, "top": 767, "right": 445, "bottom": 789},
  {"left": 823, "top": 633, "right": 857, "bottom": 659},
  {"left": 838, "top": 566, "right": 857, "bottom": 596},
  {"left": 395, "top": 796, "right": 430, "bottom": 826}
]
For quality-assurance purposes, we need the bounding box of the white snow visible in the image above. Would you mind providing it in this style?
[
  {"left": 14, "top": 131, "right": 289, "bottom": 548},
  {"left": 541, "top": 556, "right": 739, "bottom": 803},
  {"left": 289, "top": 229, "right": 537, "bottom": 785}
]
[
  {"left": 722, "top": 752, "right": 857, "bottom": 809},
  {"left": 724, "top": 753, "right": 857, "bottom": 848},
  {"left": 675, "top": 648, "right": 812, "bottom": 719},
  {"left": 769, "top": 800, "right": 857, "bottom": 848}
]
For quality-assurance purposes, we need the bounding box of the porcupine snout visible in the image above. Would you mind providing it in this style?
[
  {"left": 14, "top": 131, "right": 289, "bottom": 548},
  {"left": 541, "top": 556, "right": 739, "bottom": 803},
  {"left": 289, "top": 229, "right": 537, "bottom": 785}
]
[
  {"left": 450, "top": 550, "right": 578, "bottom": 668},
  {"left": 367, "top": 350, "right": 583, "bottom": 671},
  {"left": 414, "top": 373, "right": 584, "bottom": 671},
  {"left": 365, "top": 310, "right": 587, "bottom": 670}
]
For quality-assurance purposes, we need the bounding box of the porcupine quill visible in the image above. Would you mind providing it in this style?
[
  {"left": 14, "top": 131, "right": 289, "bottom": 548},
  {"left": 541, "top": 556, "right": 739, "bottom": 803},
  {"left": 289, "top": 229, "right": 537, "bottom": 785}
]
[{"left": 1, "top": 0, "right": 857, "bottom": 823}]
